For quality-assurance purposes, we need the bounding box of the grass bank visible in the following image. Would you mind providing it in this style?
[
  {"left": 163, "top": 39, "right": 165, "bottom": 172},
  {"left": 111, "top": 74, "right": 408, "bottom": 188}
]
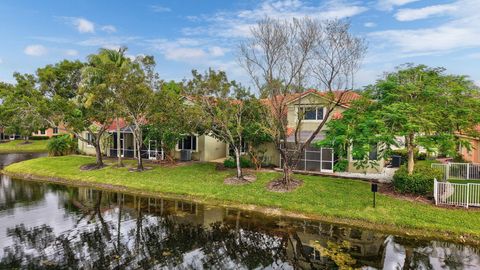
[
  {"left": 0, "top": 140, "right": 49, "bottom": 153},
  {"left": 3, "top": 155, "right": 480, "bottom": 244}
]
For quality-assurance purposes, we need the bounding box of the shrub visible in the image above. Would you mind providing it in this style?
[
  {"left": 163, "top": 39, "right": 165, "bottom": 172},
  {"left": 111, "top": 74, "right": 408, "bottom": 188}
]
[
  {"left": 47, "top": 135, "right": 77, "bottom": 156},
  {"left": 392, "top": 164, "right": 444, "bottom": 196},
  {"left": 30, "top": 136, "right": 50, "bottom": 140},
  {"left": 334, "top": 159, "right": 348, "bottom": 172},
  {"left": 223, "top": 156, "right": 252, "bottom": 168}
]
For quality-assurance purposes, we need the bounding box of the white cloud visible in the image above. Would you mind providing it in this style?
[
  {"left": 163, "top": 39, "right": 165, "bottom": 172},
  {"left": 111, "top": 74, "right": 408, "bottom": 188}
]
[
  {"left": 364, "top": 22, "right": 376, "bottom": 27},
  {"left": 395, "top": 4, "right": 457, "bottom": 21},
  {"left": 0, "top": 58, "right": 3, "bottom": 64},
  {"left": 65, "top": 49, "right": 79, "bottom": 56},
  {"left": 370, "top": 0, "right": 480, "bottom": 54},
  {"left": 77, "top": 36, "right": 139, "bottom": 50},
  {"left": 101, "top": 25, "right": 117, "bottom": 33},
  {"left": 24, "top": 44, "right": 48, "bottom": 56},
  {"left": 209, "top": 46, "right": 227, "bottom": 57},
  {"left": 184, "top": 0, "right": 368, "bottom": 38},
  {"left": 71, "top": 17, "right": 95, "bottom": 33},
  {"left": 377, "top": 0, "right": 420, "bottom": 11},
  {"left": 151, "top": 5, "right": 171, "bottom": 12},
  {"left": 148, "top": 39, "right": 228, "bottom": 62}
]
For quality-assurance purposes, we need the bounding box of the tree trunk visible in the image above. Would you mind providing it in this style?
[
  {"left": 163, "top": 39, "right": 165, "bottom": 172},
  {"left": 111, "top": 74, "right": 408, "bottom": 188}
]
[
  {"left": 116, "top": 117, "right": 123, "bottom": 167},
  {"left": 406, "top": 133, "right": 415, "bottom": 175},
  {"left": 135, "top": 129, "right": 143, "bottom": 171},
  {"left": 280, "top": 149, "right": 292, "bottom": 186},
  {"left": 94, "top": 141, "right": 104, "bottom": 168},
  {"left": 234, "top": 148, "right": 243, "bottom": 179}
]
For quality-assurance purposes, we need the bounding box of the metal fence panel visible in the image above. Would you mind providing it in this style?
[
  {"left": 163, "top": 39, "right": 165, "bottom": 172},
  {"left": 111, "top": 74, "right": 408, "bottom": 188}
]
[
  {"left": 431, "top": 163, "right": 480, "bottom": 181},
  {"left": 434, "top": 179, "right": 480, "bottom": 208}
]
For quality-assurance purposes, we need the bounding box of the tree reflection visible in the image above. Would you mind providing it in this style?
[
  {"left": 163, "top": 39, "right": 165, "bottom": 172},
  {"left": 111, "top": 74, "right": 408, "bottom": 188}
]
[{"left": 1, "top": 185, "right": 479, "bottom": 270}]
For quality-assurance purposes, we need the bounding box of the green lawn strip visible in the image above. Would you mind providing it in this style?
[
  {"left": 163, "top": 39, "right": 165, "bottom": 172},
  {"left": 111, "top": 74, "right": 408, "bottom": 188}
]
[
  {"left": 0, "top": 140, "right": 49, "bottom": 153},
  {"left": 3, "top": 155, "right": 480, "bottom": 242}
]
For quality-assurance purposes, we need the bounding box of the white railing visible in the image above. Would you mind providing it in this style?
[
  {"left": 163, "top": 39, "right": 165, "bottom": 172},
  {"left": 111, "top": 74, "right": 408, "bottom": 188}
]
[
  {"left": 434, "top": 179, "right": 480, "bottom": 208},
  {"left": 431, "top": 162, "right": 480, "bottom": 181}
]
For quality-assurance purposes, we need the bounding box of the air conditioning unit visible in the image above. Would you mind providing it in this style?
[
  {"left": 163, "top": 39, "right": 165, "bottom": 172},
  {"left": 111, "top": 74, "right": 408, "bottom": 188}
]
[{"left": 180, "top": 150, "right": 192, "bottom": 161}]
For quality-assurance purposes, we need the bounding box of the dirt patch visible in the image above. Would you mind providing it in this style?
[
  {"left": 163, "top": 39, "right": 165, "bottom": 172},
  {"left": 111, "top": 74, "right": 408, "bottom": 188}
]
[
  {"left": 224, "top": 174, "right": 257, "bottom": 185},
  {"left": 80, "top": 163, "right": 107, "bottom": 171},
  {"left": 267, "top": 178, "right": 304, "bottom": 192}
]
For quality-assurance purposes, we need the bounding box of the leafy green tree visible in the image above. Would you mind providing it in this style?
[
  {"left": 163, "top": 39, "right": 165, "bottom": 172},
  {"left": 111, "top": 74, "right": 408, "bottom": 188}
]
[
  {"left": 117, "top": 55, "right": 156, "bottom": 171},
  {"left": 145, "top": 80, "right": 200, "bottom": 163},
  {"left": 186, "top": 69, "right": 264, "bottom": 180},
  {"left": 321, "top": 64, "right": 480, "bottom": 175},
  {"left": 0, "top": 73, "right": 46, "bottom": 141}
]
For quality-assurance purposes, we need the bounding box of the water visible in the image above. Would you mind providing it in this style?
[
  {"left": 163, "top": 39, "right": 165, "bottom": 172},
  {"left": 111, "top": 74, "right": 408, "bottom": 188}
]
[{"left": 0, "top": 153, "right": 479, "bottom": 269}]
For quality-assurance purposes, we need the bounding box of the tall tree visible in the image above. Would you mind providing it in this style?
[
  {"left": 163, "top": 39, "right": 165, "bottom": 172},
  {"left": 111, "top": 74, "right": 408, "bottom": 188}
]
[
  {"left": 145, "top": 81, "right": 200, "bottom": 163},
  {"left": 117, "top": 55, "right": 156, "bottom": 171},
  {"left": 322, "top": 64, "right": 480, "bottom": 175},
  {"left": 238, "top": 18, "right": 366, "bottom": 189},
  {"left": 79, "top": 49, "right": 124, "bottom": 167},
  {"left": 186, "top": 69, "right": 264, "bottom": 180},
  {"left": 0, "top": 73, "right": 46, "bottom": 141}
]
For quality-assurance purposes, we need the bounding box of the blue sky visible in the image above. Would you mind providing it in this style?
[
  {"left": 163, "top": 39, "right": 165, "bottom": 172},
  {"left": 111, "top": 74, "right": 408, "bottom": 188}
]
[{"left": 1, "top": 0, "right": 479, "bottom": 88}]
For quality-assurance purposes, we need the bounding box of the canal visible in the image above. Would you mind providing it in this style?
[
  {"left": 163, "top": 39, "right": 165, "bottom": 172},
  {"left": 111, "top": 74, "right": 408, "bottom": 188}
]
[{"left": 0, "top": 153, "right": 479, "bottom": 269}]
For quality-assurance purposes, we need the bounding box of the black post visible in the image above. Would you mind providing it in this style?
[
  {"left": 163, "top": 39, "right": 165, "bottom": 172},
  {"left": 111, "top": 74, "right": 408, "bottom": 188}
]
[{"left": 371, "top": 183, "right": 378, "bottom": 208}]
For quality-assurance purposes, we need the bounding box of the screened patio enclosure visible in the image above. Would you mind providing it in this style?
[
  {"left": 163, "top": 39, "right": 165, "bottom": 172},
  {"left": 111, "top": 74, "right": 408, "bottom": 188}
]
[
  {"left": 280, "top": 132, "right": 334, "bottom": 173},
  {"left": 108, "top": 126, "right": 163, "bottom": 160}
]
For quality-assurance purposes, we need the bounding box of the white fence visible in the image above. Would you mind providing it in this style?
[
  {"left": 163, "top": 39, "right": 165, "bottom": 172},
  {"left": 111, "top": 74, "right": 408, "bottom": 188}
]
[
  {"left": 434, "top": 179, "right": 480, "bottom": 208},
  {"left": 431, "top": 162, "right": 480, "bottom": 181}
]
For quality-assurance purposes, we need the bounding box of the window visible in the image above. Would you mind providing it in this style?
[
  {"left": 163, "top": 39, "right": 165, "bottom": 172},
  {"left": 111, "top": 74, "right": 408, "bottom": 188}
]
[
  {"left": 86, "top": 133, "right": 94, "bottom": 147},
  {"left": 39, "top": 129, "right": 46, "bottom": 135},
  {"left": 178, "top": 135, "right": 197, "bottom": 151},
  {"left": 53, "top": 127, "right": 58, "bottom": 134},
  {"left": 301, "top": 107, "right": 324, "bottom": 120}
]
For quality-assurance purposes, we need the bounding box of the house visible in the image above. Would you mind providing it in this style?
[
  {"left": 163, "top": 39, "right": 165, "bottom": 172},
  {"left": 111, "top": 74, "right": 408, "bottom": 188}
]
[
  {"left": 77, "top": 119, "right": 228, "bottom": 162},
  {"left": 32, "top": 124, "right": 69, "bottom": 138},
  {"left": 258, "top": 89, "right": 384, "bottom": 174},
  {"left": 457, "top": 125, "right": 480, "bottom": 163}
]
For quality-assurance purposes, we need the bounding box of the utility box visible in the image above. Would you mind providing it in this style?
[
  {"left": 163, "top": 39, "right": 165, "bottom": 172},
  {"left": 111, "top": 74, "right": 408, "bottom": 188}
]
[
  {"left": 180, "top": 150, "right": 192, "bottom": 161},
  {"left": 391, "top": 155, "right": 401, "bottom": 168}
]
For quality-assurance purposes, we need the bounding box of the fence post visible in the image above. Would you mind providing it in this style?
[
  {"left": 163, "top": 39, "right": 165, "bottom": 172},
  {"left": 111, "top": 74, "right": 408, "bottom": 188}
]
[
  {"left": 304, "top": 149, "right": 307, "bottom": 171},
  {"left": 467, "top": 163, "right": 470, "bottom": 180},
  {"left": 466, "top": 183, "right": 470, "bottom": 209},
  {"left": 434, "top": 179, "right": 438, "bottom": 205},
  {"left": 446, "top": 164, "right": 450, "bottom": 180}
]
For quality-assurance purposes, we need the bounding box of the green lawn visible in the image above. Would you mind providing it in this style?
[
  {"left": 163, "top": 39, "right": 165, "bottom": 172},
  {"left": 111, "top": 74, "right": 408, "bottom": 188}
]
[
  {"left": 3, "top": 155, "right": 480, "bottom": 243},
  {"left": 0, "top": 140, "right": 49, "bottom": 153}
]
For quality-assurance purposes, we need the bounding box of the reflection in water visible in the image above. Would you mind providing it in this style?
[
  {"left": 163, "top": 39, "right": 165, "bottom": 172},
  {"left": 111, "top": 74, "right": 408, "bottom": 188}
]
[
  {"left": 0, "top": 179, "right": 478, "bottom": 269},
  {"left": 0, "top": 153, "right": 479, "bottom": 269}
]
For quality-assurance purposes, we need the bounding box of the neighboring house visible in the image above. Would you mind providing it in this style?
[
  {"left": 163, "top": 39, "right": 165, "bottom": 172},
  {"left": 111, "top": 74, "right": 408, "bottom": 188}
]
[
  {"left": 77, "top": 119, "right": 228, "bottom": 162},
  {"left": 457, "top": 125, "right": 480, "bottom": 163},
  {"left": 32, "top": 124, "right": 69, "bottom": 138},
  {"left": 259, "top": 89, "right": 384, "bottom": 173}
]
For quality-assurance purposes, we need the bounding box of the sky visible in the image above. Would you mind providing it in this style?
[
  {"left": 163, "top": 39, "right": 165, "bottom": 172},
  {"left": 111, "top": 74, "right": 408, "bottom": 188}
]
[{"left": 0, "top": 0, "right": 479, "bottom": 89}]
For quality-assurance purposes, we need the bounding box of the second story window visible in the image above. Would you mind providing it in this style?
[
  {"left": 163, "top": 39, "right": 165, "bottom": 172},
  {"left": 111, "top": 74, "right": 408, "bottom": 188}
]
[
  {"left": 53, "top": 127, "right": 58, "bottom": 134},
  {"left": 301, "top": 107, "right": 324, "bottom": 121}
]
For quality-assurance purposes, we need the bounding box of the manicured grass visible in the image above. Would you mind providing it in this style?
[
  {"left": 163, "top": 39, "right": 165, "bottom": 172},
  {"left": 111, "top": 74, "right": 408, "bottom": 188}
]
[
  {"left": 3, "top": 155, "right": 480, "bottom": 242},
  {"left": 0, "top": 140, "right": 49, "bottom": 153}
]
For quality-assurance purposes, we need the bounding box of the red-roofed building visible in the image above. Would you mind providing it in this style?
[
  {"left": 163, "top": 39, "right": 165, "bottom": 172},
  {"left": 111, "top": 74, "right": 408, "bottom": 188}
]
[
  {"left": 258, "top": 89, "right": 385, "bottom": 173},
  {"left": 457, "top": 125, "right": 480, "bottom": 163}
]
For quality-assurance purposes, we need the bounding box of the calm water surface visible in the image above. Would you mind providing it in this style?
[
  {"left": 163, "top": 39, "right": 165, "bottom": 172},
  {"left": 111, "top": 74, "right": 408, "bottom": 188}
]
[{"left": 0, "top": 153, "right": 479, "bottom": 269}]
